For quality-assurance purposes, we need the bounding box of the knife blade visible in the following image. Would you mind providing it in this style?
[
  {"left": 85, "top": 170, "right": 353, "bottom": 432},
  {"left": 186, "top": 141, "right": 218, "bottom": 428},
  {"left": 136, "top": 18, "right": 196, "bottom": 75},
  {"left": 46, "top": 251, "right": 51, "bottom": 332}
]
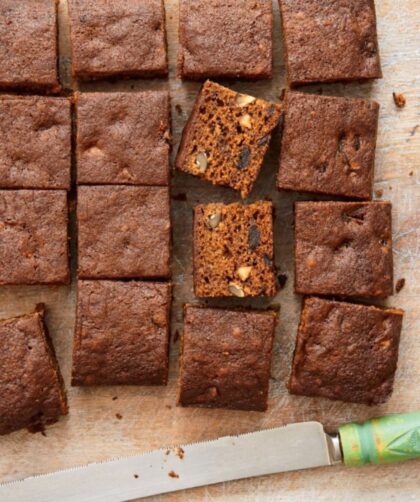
[{"left": 1, "top": 411, "right": 419, "bottom": 502}]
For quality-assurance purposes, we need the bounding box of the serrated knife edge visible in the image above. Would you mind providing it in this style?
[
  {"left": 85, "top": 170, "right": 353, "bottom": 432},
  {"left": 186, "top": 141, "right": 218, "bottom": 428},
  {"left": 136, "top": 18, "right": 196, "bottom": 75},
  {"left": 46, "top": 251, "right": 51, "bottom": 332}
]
[{"left": 0, "top": 422, "right": 338, "bottom": 502}]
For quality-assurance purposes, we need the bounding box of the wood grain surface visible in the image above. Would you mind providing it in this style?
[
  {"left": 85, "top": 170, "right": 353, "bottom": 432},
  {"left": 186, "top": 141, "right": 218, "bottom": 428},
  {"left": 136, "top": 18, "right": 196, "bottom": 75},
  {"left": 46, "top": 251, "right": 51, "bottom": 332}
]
[{"left": 0, "top": 1, "right": 419, "bottom": 500}]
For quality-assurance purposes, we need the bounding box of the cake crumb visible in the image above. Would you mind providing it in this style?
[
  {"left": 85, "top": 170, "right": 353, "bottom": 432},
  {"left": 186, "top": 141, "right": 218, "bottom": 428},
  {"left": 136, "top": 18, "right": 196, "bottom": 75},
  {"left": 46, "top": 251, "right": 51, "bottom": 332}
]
[
  {"left": 133, "top": 474, "right": 139, "bottom": 479},
  {"left": 168, "top": 470, "right": 179, "bottom": 479},
  {"left": 374, "top": 189, "right": 383, "bottom": 198},
  {"left": 409, "top": 171, "right": 413, "bottom": 176},
  {"left": 392, "top": 92, "right": 406, "bottom": 108},
  {"left": 176, "top": 447, "right": 185, "bottom": 460},
  {"left": 115, "top": 413, "right": 123, "bottom": 420},
  {"left": 395, "top": 278, "right": 405, "bottom": 293}
]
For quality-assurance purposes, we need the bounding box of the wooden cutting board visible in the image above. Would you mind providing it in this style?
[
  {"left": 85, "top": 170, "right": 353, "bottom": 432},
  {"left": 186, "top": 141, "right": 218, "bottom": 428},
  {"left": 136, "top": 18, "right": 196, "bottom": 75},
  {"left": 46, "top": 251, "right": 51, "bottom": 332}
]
[{"left": 0, "top": 1, "right": 419, "bottom": 500}]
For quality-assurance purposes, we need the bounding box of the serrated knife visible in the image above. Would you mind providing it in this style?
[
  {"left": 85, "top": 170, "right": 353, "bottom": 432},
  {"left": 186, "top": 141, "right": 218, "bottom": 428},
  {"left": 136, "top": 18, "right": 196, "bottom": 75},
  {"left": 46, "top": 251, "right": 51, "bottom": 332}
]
[{"left": 1, "top": 412, "right": 419, "bottom": 502}]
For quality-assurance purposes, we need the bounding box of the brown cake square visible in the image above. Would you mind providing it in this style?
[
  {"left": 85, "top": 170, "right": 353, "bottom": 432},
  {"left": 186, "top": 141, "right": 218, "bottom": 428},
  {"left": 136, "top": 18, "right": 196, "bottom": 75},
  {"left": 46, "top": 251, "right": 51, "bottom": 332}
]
[
  {"left": 178, "top": 306, "right": 277, "bottom": 411},
  {"left": 0, "top": 96, "right": 71, "bottom": 190},
  {"left": 76, "top": 91, "right": 171, "bottom": 186},
  {"left": 277, "top": 92, "right": 379, "bottom": 199},
  {"left": 68, "top": 0, "right": 168, "bottom": 80},
  {"left": 0, "top": 190, "right": 69, "bottom": 285},
  {"left": 77, "top": 186, "right": 171, "bottom": 279},
  {"left": 0, "top": 0, "right": 59, "bottom": 91},
  {"left": 178, "top": 0, "right": 273, "bottom": 80},
  {"left": 279, "top": 0, "right": 382, "bottom": 86},
  {"left": 288, "top": 297, "right": 404, "bottom": 405},
  {"left": 176, "top": 81, "right": 281, "bottom": 198},
  {"left": 294, "top": 201, "right": 393, "bottom": 298},
  {"left": 0, "top": 305, "right": 68, "bottom": 435},
  {"left": 193, "top": 201, "right": 277, "bottom": 298},
  {"left": 72, "top": 281, "right": 171, "bottom": 386}
]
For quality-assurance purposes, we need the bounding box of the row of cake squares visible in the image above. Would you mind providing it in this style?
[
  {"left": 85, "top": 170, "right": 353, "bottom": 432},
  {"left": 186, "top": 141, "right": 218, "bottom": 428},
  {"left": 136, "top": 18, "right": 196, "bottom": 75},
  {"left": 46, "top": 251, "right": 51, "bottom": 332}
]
[
  {"left": 0, "top": 293, "right": 403, "bottom": 435},
  {"left": 0, "top": 0, "right": 381, "bottom": 90},
  {"left": 0, "top": 82, "right": 378, "bottom": 195}
]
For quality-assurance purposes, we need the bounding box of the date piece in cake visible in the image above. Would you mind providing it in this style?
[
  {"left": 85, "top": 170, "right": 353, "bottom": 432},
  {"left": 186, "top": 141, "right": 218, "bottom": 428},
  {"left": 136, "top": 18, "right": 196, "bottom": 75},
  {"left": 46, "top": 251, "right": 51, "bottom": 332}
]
[
  {"left": 0, "top": 0, "right": 59, "bottom": 91},
  {"left": 76, "top": 91, "right": 171, "bottom": 186},
  {"left": 0, "top": 305, "right": 68, "bottom": 435},
  {"left": 279, "top": 0, "right": 382, "bottom": 87},
  {"left": 194, "top": 201, "right": 276, "bottom": 298},
  {"left": 0, "top": 190, "right": 69, "bottom": 285},
  {"left": 68, "top": 0, "right": 168, "bottom": 80},
  {"left": 288, "top": 297, "right": 404, "bottom": 405},
  {"left": 77, "top": 186, "right": 171, "bottom": 279},
  {"left": 178, "top": 306, "right": 277, "bottom": 411},
  {"left": 176, "top": 81, "right": 282, "bottom": 198},
  {"left": 295, "top": 201, "right": 393, "bottom": 298},
  {"left": 0, "top": 96, "right": 71, "bottom": 190},
  {"left": 277, "top": 92, "right": 379, "bottom": 199},
  {"left": 72, "top": 281, "right": 171, "bottom": 386},
  {"left": 178, "top": 0, "right": 273, "bottom": 80}
]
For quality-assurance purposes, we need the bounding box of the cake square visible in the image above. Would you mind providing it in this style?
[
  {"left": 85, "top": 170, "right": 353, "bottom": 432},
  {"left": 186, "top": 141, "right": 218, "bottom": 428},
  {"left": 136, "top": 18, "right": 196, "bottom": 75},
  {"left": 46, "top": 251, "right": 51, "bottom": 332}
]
[
  {"left": 294, "top": 201, "right": 393, "bottom": 298},
  {"left": 0, "top": 190, "right": 69, "bottom": 285},
  {"left": 76, "top": 91, "right": 171, "bottom": 186},
  {"left": 0, "top": 96, "right": 71, "bottom": 190},
  {"left": 279, "top": 0, "right": 382, "bottom": 86},
  {"left": 193, "top": 201, "right": 277, "bottom": 297},
  {"left": 68, "top": 0, "right": 168, "bottom": 80},
  {"left": 288, "top": 297, "right": 404, "bottom": 405},
  {"left": 277, "top": 92, "right": 379, "bottom": 199},
  {"left": 0, "top": 305, "right": 68, "bottom": 435},
  {"left": 176, "top": 81, "right": 281, "bottom": 198},
  {"left": 72, "top": 281, "right": 171, "bottom": 386},
  {"left": 178, "top": 306, "right": 277, "bottom": 411},
  {"left": 0, "top": 0, "right": 59, "bottom": 91},
  {"left": 77, "top": 186, "right": 171, "bottom": 279},
  {"left": 178, "top": 0, "right": 273, "bottom": 80}
]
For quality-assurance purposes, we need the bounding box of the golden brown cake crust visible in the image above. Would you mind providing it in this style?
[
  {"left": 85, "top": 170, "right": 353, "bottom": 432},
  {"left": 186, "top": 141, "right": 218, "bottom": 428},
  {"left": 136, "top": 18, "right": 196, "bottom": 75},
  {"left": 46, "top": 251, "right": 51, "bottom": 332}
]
[
  {"left": 288, "top": 297, "right": 403, "bottom": 405},
  {"left": 294, "top": 201, "right": 393, "bottom": 298},
  {"left": 178, "top": 0, "right": 273, "bottom": 80},
  {"left": 72, "top": 281, "right": 172, "bottom": 386},
  {"left": 277, "top": 92, "right": 379, "bottom": 199},
  {"left": 0, "top": 190, "right": 69, "bottom": 285},
  {"left": 279, "top": 0, "right": 382, "bottom": 86},
  {"left": 176, "top": 81, "right": 281, "bottom": 198},
  {"left": 0, "top": 96, "right": 71, "bottom": 189},
  {"left": 0, "top": 306, "right": 68, "bottom": 435},
  {"left": 68, "top": 0, "right": 168, "bottom": 80},
  {"left": 77, "top": 186, "right": 171, "bottom": 279},
  {"left": 178, "top": 306, "right": 277, "bottom": 411},
  {"left": 76, "top": 91, "right": 171, "bottom": 186},
  {"left": 193, "top": 201, "right": 277, "bottom": 298}
]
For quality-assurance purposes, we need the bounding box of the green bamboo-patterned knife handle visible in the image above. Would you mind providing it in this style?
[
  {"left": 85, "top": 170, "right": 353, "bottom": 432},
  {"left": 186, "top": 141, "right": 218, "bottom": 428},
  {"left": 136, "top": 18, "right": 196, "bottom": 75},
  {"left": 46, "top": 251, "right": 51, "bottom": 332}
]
[{"left": 339, "top": 411, "right": 420, "bottom": 466}]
